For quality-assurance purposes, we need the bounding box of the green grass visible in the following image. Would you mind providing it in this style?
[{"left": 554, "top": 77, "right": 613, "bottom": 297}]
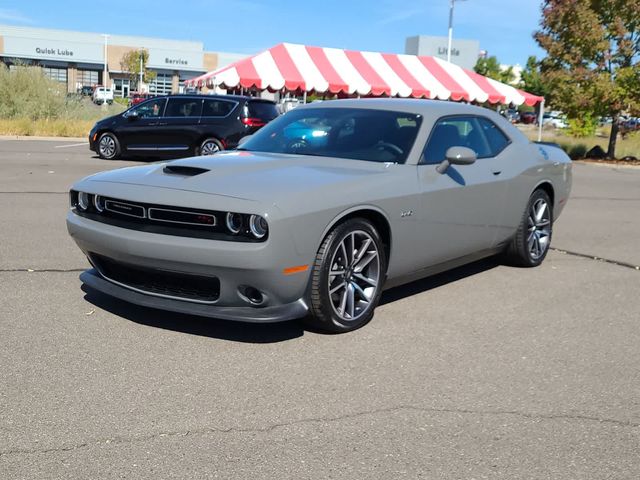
[
  {"left": 0, "top": 63, "right": 126, "bottom": 137},
  {"left": 522, "top": 125, "right": 640, "bottom": 159}
]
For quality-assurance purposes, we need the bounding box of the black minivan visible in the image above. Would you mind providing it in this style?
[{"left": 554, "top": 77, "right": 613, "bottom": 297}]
[{"left": 89, "top": 95, "right": 279, "bottom": 159}]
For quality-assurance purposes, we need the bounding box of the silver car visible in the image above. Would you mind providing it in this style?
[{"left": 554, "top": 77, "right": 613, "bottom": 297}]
[{"left": 67, "top": 99, "right": 572, "bottom": 333}]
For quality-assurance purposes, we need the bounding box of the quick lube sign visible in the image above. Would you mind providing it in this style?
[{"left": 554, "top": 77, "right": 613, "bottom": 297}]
[{"left": 3, "top": 36, "right": 103, "bottom": 63}]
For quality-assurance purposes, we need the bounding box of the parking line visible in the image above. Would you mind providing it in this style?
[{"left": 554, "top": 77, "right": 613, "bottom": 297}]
[{"left": 54, "top": 142, "right": 89, "bottom": 148}]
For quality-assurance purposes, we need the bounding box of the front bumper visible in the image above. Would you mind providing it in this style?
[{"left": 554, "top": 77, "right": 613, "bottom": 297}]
[
  {"left": 81, "top": 269, "right": 308, "bottom": 322},
  {"left": 67, "top": 209, "right": 314, "bottom": 322}
]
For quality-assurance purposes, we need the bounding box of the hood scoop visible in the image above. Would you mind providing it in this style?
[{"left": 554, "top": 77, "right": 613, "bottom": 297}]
[{"left": 163, "top": 165, "right": 210, "bottom": 177}]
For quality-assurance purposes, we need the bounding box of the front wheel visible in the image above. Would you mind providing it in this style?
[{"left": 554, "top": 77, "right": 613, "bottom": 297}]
[
  {"left": 305, "top": 218, "right": 387, "bottom": 333},
  {"left": 505, "top": 189, "right": 553, "bottom": 267},
  {"left": 97, "top": 132, "right": 120, "bottom": 160}
]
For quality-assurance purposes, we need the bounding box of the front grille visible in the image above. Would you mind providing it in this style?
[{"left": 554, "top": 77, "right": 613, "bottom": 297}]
[
  {"left": 91, "top": 254, "right": 220, "bottom": 303},
  {"left": 72, "top": 193, "right": 264, "bottom": 242}
]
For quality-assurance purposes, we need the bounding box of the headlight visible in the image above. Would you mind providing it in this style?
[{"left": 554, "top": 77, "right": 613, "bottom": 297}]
[
  {"left": 225, "top": 212, "right": 243, "bottom": 234},
  {"left": 78, "top": 191, "right": 90, "bottom": 210},
  {"left": 93, "top": 195, "right": 105, "bottom": 212},
  {"left": 249, "top": 215, "right": 268, "bottom": 239}
]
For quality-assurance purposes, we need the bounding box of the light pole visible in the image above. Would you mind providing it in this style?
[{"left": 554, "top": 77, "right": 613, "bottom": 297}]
[
  {"left": 101, "top": 34, "right": 109, "bottom": 109},
  {"left": 447, "top": 0, "right": 466, "bottom": 63}
]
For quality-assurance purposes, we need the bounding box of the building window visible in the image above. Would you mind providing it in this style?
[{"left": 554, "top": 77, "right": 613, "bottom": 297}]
[
  {"left": 113, "top": 78, "right": 131, "bottom": 98},
  {"left": 149, "top": 73, "right": 173, "bottom": 95},
  {"left": 42, "top": 67, "right": 67, "bottom": 84},
  {"left": 78, "top": 70, "right": 99, "bottom": 87}
]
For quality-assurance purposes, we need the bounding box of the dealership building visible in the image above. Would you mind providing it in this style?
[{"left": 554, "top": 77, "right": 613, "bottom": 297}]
[
  {"left": 405, "top": 35, "right": 480, "bottom": 70},
  {"left": 0, "top": 24, "right": 244, "bottom": 96}
]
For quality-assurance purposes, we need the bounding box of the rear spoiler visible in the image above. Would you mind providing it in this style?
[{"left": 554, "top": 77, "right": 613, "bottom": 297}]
[{"left": 534, "top": 141, "right": 563, "bottom": 149}]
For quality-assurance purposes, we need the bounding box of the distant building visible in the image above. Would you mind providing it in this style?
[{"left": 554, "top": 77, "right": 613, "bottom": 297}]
[
  {"left": 405, "top": 35, "right": 480, "bottom": 70},
  {"left": 0, "top": 24, "right": 245, "bottom": 96}
]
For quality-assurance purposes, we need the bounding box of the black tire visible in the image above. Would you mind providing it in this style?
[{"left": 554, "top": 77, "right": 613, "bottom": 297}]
[
  {"left": 198, "top": 138, "right": 223, "bottom": 156},
  {"left": 505, "top": 189, "right": 553, "bottom": 267},
  {"left": 97, "top": 132, "right": 121, "bottom": 160},
  {"left": 304, "top": 218, "right": 387, "bottom": 333}
]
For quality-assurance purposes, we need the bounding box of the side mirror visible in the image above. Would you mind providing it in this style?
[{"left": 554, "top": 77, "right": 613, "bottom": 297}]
[
  {"left": 237, "top": 134, "right": 252, "bottom": 147},
  {"left": 436, "top": 146, "right": 477, "bottom": 174},
  {"left": 127, "top": 111, "right": 139, "bottom": 121}
]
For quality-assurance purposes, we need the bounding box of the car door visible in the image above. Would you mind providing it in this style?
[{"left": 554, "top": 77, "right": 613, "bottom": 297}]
[
  {"left": 416, "top": 115, "right": 509, "bottom": 265},
  {"left": 118, "top": 97, "right": 167, "bottom": 152},
  {"left": 199, "top": 98, "right": 239, "bottom": 146},
  {"left": 154, "top": 97, "right": 203, "bottom": 154}
]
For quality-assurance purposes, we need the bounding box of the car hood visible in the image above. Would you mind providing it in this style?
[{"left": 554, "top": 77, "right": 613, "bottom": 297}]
[{"left": 84, "top": 151, "right": 393, "bottom": 203}]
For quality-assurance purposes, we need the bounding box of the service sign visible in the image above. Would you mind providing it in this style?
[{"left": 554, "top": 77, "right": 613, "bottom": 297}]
[
  {"left": 3, "top": 35, "right": 103, "bottom": 64},
  {"left": 146, "top": 48, "right": 203, "bottom": 71}
]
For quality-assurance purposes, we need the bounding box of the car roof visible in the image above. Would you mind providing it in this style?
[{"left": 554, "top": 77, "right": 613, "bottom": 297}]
[{"left": 171, "top": 94, "right": 276, "bottom": 104}]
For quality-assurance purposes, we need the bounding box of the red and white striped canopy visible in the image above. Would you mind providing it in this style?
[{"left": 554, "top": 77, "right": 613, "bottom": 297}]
[{"left": 187, "top": 43, "right": 542, "bottom": 106}]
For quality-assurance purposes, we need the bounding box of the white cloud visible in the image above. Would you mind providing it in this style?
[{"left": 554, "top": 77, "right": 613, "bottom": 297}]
[{"left": 0, "top": 8, "right": 34, "bottom": 24}]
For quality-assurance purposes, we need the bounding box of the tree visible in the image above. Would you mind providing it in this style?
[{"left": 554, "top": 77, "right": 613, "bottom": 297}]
[
  {"left": 120, "top": 49, "right": 156, "bottom": 91},
  {"left": 535, "top": 0, "right": 640, "bottom": 158},
  {"left": 520, "top": 56, "right": 549, "bottom": 98},
  {"left": 474, "top": 55, "right": 516, "bottom": 85}
]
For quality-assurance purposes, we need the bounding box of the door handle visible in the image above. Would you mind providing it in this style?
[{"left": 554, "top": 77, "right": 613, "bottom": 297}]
[
  {"left": 157, "top": 122, "right": 168, "bottom": 126},
  {"left": 492, "top": 170, "right": 502, "bottom": 176}
]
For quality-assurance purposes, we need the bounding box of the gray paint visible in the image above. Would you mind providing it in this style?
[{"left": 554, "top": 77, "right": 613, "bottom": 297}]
[{"left": 67, "top": 99, "right": 572, "bottom": 321}]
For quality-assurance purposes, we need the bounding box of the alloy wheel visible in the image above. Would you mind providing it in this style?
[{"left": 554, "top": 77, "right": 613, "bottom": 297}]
[
  {"left": 200, "top": 141, "right": 220, "bottom": 155},
  {"left": 327, "top": 230, "right": 380, "bottom": 322},
  {"left": 99, "top": 135, "right": 116, "bottom": 158},
  {"left": 527, "top": 198, "right": 551, "bottom": 260}
]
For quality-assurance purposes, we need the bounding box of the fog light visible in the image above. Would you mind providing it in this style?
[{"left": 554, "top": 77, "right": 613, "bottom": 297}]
[{"left": 238, "top": 285, "right": 265, "bottom": 305}]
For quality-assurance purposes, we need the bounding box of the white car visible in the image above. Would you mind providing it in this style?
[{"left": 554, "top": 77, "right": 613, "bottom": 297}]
[
  {"left": 543, "top": 113, "right": 568, "bottom": 129},
  {"left": 92, "top": 87, "right": 114, "bottom": 105}
]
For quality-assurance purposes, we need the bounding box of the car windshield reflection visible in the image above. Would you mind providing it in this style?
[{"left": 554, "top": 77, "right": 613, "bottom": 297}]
[{"left": 239, "top": 107, "right": 422, "bottom": 164}]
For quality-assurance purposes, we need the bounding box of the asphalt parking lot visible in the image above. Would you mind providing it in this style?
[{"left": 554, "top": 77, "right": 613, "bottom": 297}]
[{"left": 1, "top": 138, "right": 639, "bottom": 479}]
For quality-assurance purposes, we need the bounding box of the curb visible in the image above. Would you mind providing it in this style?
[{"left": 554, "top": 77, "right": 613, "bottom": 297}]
[{"left": 0, "top": 135, "right": 87, "bottom": 142}]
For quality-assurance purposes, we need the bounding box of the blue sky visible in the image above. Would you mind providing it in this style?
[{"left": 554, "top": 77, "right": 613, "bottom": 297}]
[{"left": 0, "top": 0, "right": 545, "bottom": 66}]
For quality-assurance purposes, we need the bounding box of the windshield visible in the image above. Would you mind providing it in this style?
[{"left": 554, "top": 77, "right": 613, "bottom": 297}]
[{"left": 239, "top": 107, "right": 422, "bottom": 163}]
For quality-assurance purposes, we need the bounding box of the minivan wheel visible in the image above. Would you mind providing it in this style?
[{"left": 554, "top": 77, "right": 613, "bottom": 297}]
[
  {"left": 304, "top": 218, "right": 387, "bottom": 333},
  {"left": 97, "top": 132, "right": 120, "bottom": 160},
  {"left": 199, "top": 138, "right": 223, "bottom": 156}
]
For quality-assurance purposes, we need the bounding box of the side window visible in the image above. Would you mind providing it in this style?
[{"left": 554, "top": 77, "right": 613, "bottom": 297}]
[
  {"left": 477, "top": 117, "right": 510, "bottom": 155},
  {"left": 164, "top": 98, "right": 202, "bottom": 118},
  {"left": 202, "top": 99, "right": 235, "bottom": 117},
  {"left": 423, "top": 117, "right": 491, "bottom": 164},
  {"left": 131, "top": 98, "right": 166, "bottom": 119},
  {"left": 422, "top": 117, "right": 509, "bottom": 164}
]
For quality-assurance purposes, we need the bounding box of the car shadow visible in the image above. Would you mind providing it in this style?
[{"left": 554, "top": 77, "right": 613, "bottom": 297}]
[
  {"left": 80, "top": 256, "right": 501, "bottom": 343},
  {"left": 380, "top": 256, "right": 500, "bottom": 305},
  {"left": 81, "top": 285, "right": 304, "bottom": 344}
]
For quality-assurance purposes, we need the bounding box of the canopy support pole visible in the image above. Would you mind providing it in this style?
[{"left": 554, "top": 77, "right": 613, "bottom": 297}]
[
  {"left": 537, "top": 99, "right": 545, "bottom": 142},
  {"left": 303, "top": 91, "right": 307, "bottom": 104}
]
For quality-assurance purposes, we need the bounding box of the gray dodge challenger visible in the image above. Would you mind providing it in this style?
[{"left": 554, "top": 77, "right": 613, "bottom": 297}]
[{"left": 67, "top": 99, "right": 572, "bottom": 333}]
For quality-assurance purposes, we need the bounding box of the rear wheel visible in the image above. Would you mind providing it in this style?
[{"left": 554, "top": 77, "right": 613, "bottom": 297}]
[
  {"left": 97, "top": 132, "right": 120, "bottom": 160},
  {"left": 305, "top": 218, "right": 387, "bottom": 333},
  {"left": 198, "top": 138, "right": 223, "bottom": 156},
  {"left": 505, "top": 189, "right": 553, "bottom": 267}
]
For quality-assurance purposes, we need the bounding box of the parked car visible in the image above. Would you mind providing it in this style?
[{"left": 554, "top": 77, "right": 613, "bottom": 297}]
[
  {"left": 128, "top": 92, "right": 157, "bottom": 108},
  {"left": 502, "top": 108, "right": 520, "bottom": 124},
  {"left": 519, "top": 111, "right": 537, "bottom": 124},
  {"left": 88, "top": 95, "right": 279, "bottom": 159},
  {"left": 69, "top": 99, "right": 572, "bottom": 333},
  {"left": 78, "top": 85, "right": 94, "bottom": 96},
  {"left": 543, "top": 113, "right": 568, "bottom": 129},
  {"left": 92, "top": 87, "right": 114, "bottom": 105}
]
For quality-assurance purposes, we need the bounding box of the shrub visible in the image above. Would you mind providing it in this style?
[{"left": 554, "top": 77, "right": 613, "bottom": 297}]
[
  {"left": 568, "top": 143, "right": 587, "bottom": 159},
  {"left": 567, "top": 114, "right": 598, "bottom": 137}
]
